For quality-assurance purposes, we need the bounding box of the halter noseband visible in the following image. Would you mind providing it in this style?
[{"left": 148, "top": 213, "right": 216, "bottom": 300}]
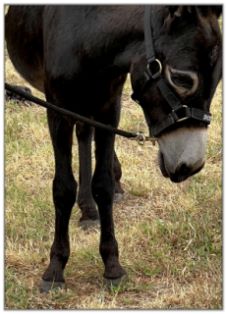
[{"left": 131, "top": 6, "right": 211, "bottom": 137}]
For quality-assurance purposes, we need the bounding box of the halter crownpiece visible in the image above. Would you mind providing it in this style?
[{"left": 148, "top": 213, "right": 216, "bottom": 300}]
[{"left": 131, "top": 6, "right": 211, "bottom": 137}]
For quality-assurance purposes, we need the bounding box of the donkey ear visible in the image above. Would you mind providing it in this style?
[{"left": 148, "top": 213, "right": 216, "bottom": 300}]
[
  {"left": 168, "top": 6, "right": 184, "bottom": 18},
  {"left": 211, "top": 5, "right": 222, "bottom": 18},
  {"left": 164, "top": 6, "right": 185, "bottom": 31},
  {"left": 197, "top": 6, "right": 222, "bottom": 18}
]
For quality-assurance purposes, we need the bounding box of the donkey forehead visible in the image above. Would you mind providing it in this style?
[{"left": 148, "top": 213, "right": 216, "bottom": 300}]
[
  {"left": 163, "top": 20, "right": 221, "bottom": 70},
  {"left": 158, "top": 7, "right": 221, "bottom": 54}
]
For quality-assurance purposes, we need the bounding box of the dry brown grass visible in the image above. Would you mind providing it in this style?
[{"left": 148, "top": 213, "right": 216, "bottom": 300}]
[{"left": 5, "top": 54, "right": 222, "bottom": 309}]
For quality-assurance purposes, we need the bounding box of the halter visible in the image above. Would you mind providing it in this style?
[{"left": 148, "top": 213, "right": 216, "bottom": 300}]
[{"left": 131, "top": 6, "right": 211, "bottom": 137}]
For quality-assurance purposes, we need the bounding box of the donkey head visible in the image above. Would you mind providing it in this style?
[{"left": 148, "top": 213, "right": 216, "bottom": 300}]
[{"left": 130, "top": 6, "right": 222, "bottom": 182}]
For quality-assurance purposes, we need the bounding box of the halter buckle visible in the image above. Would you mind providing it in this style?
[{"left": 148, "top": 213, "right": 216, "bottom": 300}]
[
  {"left": 172, "top": 105, "right": 190, "bottom": 123},
  {"left": 147, "top": 59, "right": 162, "bottom": 80}
]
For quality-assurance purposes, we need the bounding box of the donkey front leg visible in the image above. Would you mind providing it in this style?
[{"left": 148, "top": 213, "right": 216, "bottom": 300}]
[
  {"left": 92, "top": 124, "right": 126, "bottom": 286},
  {"left": 40, "top": 110, "right": 77, "bottom": 292}
]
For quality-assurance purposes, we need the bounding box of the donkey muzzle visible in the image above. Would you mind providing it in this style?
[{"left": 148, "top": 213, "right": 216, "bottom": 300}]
[{"left": 157, "top": 127, "right": 208, "bottom": 182}]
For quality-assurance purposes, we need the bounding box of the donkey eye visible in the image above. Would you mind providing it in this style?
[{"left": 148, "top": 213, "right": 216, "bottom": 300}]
[{"left": 165, "top": 65, "right": 199, "bottom": 96}]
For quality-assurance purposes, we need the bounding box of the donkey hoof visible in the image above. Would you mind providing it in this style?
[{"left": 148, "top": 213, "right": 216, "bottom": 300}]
[
  {"left": 39, "top": 279, "right": 66, "bottom": 293},
  {"left": 114, "top": 192, "right": 124, "bottom": 203},
  {"left": 79, "top": 218, "right": 100, "bottom": 230},
  {"left": 103, "top": 274, "right": 128, "bottom": 289}
]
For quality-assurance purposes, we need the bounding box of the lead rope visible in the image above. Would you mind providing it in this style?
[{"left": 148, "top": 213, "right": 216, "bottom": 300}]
[{"left": 5, "top": 83, "right": 157, "bottom": 145}]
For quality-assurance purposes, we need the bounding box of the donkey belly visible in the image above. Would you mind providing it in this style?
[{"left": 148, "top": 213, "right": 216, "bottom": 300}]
[{"left": 5, "top": 6, "right": 45, "bottom": 92}]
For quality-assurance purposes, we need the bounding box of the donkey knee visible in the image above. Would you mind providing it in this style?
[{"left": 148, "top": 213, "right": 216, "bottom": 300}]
[
  {"left": 53, "top": 175, "right": 77, "bottom": 210},
  {"left": 92, "top": 174, "right": 114, "bottom": 207}
]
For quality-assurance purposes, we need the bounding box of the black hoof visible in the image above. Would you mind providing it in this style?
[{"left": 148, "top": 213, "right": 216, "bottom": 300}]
[
  {"left": 114, "top": 192, "right": 124, "bottom": 203},
  {"left": 39, "top": 279, "right": 66, "bottom": 293},
  {"left": 78, "top": 218, "right": 100, "bottom": 230},
  {"left": 103, "top": 274, "right": 128, "bottom": 289}
]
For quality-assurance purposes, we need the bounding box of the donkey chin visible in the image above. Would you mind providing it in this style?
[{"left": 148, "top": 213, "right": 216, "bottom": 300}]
[{"left": 157, "top": 127, "right": 208, "bottom": 183}]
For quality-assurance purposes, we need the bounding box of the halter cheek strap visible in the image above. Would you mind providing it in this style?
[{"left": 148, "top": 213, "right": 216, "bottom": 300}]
[{"left": 131, "top": 6, "right": 211, "bottom": 137}]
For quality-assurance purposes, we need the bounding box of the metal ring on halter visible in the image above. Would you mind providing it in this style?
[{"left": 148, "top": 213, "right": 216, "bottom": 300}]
[
  {"left": 135, "top": 132, "right": 146, "bottom": 144},
  {"left": 147, "top": 58, "right": 162, "bottom": 80}
]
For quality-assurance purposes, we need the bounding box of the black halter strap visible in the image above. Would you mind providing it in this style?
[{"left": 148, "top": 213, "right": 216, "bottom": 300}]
[
  {"left": 144, "top": 6, "right": 154, "bottom": 62},
  {"left": 144, "top": 6, "right": 162, "bottom": 79},
  {"left": 131, "top": 6, "right": 211, "bottom": 137}
]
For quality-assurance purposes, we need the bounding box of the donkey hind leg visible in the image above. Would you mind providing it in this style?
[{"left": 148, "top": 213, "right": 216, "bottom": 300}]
[
  {"left": 113, "top": 151, "right": 124, "bottom": 202},
  {"left": 76, "top": 122, "right": 99, "bottom": 229},
  {"left": 92, "top": 109, "right": 127, "bottom": 287},
  {"left": 40, "top": 110, "right": 77, "bottom": 293},
  {"left": 76, "top": 122, "right": 124, "bottom": 229}
]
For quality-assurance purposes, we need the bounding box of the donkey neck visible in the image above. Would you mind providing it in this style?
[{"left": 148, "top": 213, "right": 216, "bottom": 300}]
[
  {"left": 111, "top": 6, "right": 156, "bottom": 73},
  {"left": 113, "top": 40, "right": 145, "bottom": 73}
]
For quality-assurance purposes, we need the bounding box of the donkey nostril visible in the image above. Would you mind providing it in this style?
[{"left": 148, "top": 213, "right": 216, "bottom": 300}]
[
  {"left": 177, "top": 163, "right": 191, "bottom": 176},
  {"left": 169, "top": 163, "right": 192, "bottom": 183}
]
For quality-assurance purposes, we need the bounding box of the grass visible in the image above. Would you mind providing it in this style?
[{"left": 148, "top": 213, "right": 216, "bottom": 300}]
[{"left": 5, "top": 55, "right": 222, "bottom": 309}]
